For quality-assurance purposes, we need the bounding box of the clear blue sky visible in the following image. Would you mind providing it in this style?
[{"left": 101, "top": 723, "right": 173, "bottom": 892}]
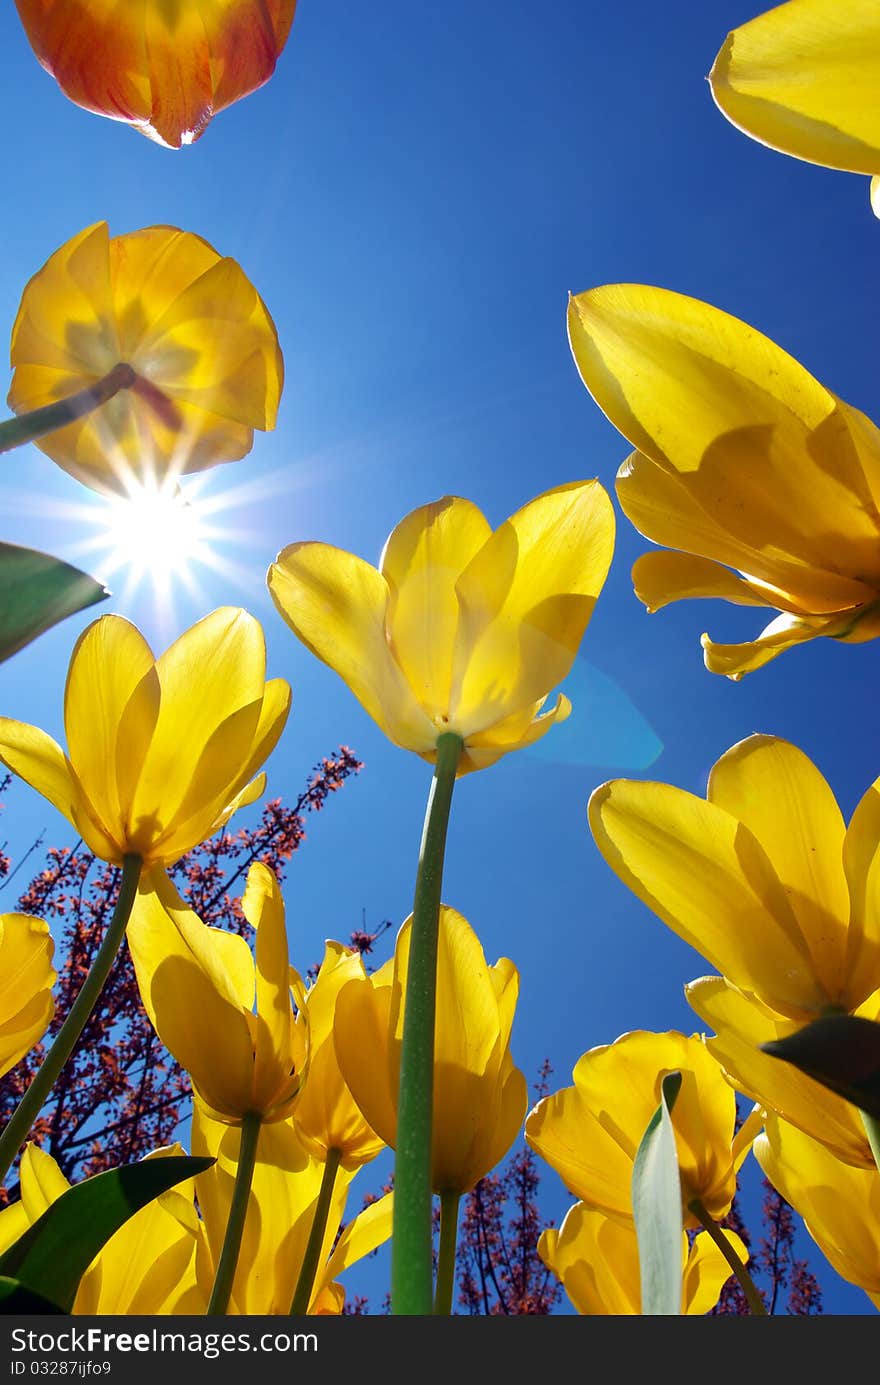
[{"left": 0, "top": 0, "right": 878, "bottom": 1314}]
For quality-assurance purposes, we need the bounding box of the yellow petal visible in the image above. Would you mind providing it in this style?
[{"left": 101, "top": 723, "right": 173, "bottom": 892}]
[
  {"left": 242, "top": 862, "right": 304, "bottom": 1118},
  {"left": 632, "top": 550, "right": 778, "bottom": 613},
  {"left": 0, "top": 914, "right": 55, "bottom": 1079},
  {"left": 617, "top": 450, "right": 874, "bottom": 616},
  {"left": 64, "top": 614, "right": 158, "bottom": 837},
  {"left": 317, "top": 1191, "right": 394, "bottom": 1303},
  {"left": 570, "top": 284, "right": 880, "bottom": 589},
  {"left": 707, "top": 735, "right": 852, "bottom": 1006},
  {"left": 710, "top": 0, "right": 880, "bottom": 176},
  {"left": 126, "top": 869, "right": 257, "bottom": 1121},
  {"left": 701, "top": 609, "right": 842, "bottom": 679},
  {"left": 453, "top": 694, "right": 570, "bottom": 775},
  {"left": 268, "top": 542, "right": 436, "bottom": 749},
  {"left": 538, "top": 1203, "right": 644, "bottom": 1315},
  {"left": 589, "top": 777, "right": 826, "bottom": 1017},
  {"left": 379, "top": 497, "right": 492, "bottom": 720},
  {"left": 683, "top": 1229, "right": 749, "bottom": 1315},
  {"left": 0, "top": 719, "right": 118, "bottom": 860},
  {"left": 755, "top": 1113, "right": 880, "bottom": 1299},
  {"left": 127, "top": 608, "right": 266, "bottom": 858},
  {"left": 333, "top": 969, "right": 398, "bottom": 1151},
  {"left": 450, "top": 481, "right": 615, "bottom": 732},
  {"left": 843, "top": 775, "right": 880, "bottom": 1006},
  {"left": 686, "top": 975, "right": 873, "bottom": 1168}
]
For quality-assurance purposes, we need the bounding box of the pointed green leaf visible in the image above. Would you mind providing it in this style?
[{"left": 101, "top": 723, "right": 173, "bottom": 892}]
[
  {"left": 632, "top": 1069, "right": 683, "bottom": 1316},
  {"left": 0, "top": 1276, "right": 68, "bottom": 1314},
  {"left": 761, "top": 1015, "right": 880, "bottom": 1121},
  {"left": 0, "top": 1154, "right": 214, "bottom": 1313},
  {"left": 0, "top": 541, "right": 109, "bottom": 664}
]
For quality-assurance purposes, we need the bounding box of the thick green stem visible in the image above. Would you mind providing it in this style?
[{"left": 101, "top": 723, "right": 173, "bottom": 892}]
[
  {"left": 434, "top": 1189, "right": 461, "bottom": 1315},
  {"left": 391, "top": 731, "right": 463, "bottom": 1316},
  {"left": 860, "top": 1110, "right": 880, "bottom": 1174},
  {"left": 289, "top": 1147, "right": 341, "bottom": 1314},
  {"left": 0, "top": 852, "right": 142, "bottom": 1185},
  {"left": 206, "top": 1111, "right": 262, "bottom": 1316},
  {"left": 0, "top": 364, "right": 136, "bottom": 455},
  {"left": 688, "top": 1198, "right": 767, "bottom": 1315}
]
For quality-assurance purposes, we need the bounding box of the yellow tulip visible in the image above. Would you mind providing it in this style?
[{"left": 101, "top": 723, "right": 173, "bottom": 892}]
[
  {"left": 568, "top": 282, "right": 880, "bottom": 676},
  {"left": 334, "top": 905, "right": 527, "bottom": 1193},
  {"left": 525, "top": 1030, "right": 761, "bottom": 1228},
  {"left": 590, "top": 733, "right": 880, "bottom": 1166},
  {"left": 268, "top": 481, "right": 615, "bottom": 773},
  {"left": 755, "top": 1112, "right": 880, "bottom": 1310},
  {"left": 14, "top": 1, "right": 298, "bottom": 150},
  {"left": 0, "top": 607, "right": 289, "bottom": 868},
  {"left": 538, "top": 1200, "right": 748, "bottom": 1315},
  {"left": 191, "top": 1099, "right": 393, "bottom": 1314},
  {"left": 127, "top": 862, "right": 308, "bottom": 1124},
  {"left": 292, "top": 941, "right": 386, "bottom": 1169},
  {"left": 591, "top": 734, "right": 880, "bottom": 1022},
  {"left": 709, "top": 0, "right": 880, "bottom": 212},
  {"left": 0, "top": 1143, "right": 207, "bottom": 1314},
  {"left": 0, "top": 914, "right": 55, "bottom": 1079},
  {"left": 686, "top": 974, "right": 877, "bottom": 1170},
  {"left": 8, "top": 221, "right": 283, "bottom": 495}
]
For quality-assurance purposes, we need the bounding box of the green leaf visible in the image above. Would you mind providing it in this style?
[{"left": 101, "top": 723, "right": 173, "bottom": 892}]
[
  {"left": 761, "top": 1014, "right": 880, "bottom": 1120},
  {"left": 0, "top": 541, "right": 108, "bottom": 664},
  {"left": 0, "top": 1276, "right": 69, "bottom": 1314},
  {"left": 632, "top": 1069, "right": 683, "bottom": 1316},
  {"left": 0, "top": 1154, "right": 214, "bottom": 1313}
]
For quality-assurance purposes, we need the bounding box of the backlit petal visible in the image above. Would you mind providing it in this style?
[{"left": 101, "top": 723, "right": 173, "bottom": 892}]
[
  {"left": 268, "top": 542, "right": 436, "bottom": 749},
  {"left": 451, "top": 481, "right": 614, "bottom": 732},
  {"left": 589, "top": 778, "right": 825, "bottom": 1017},
  {"left": 707, "top": 735, "right": 851, "bottom": 1004},
  {"left": 379, "top": 497, "right": 492, "bottom": 720},
  {"left": 710, "top": 0, "right": 880, "bottom": 175}
]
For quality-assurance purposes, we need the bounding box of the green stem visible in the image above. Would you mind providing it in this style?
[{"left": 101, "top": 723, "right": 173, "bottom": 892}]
[
  {"left": 391, "top": 730, "right": 463, "bottom": 1316},
  {"left": 433, "top": 1189, "right": 461, "bottom": 1315},
  {"left": 0, "top": 364, "right": 136, "bottom": 455},
  {"left": 289, "top": 1147, "right": 341, "bottom": 1314},
  {"left": 0, "top": 852, "right": 142, "bottom": 1185},
  {"left": 860, "top": 1110, "right": 880, "bottom": 1174},
  {"left": 688, "top": 1198, "right": 767, "bottom": 1315},
  {"left": 206, "top": 1111, "right": 262, "bottom": 1316}
]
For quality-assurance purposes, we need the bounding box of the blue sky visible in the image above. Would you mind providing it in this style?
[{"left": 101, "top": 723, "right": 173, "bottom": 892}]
[{"left": 0, "top": 0, "right": 878, "bottom": 1314}]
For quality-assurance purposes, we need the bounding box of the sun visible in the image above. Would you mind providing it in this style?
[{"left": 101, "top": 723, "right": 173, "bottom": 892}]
[{"left": 100, "top": 482, "right": 212, "bottom": 587}]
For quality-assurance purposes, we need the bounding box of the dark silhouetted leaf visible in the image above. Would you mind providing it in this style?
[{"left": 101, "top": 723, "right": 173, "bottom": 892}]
[
  {"left": 0, "top": 1154, "right": 214, "bottom": 1313},
  {"left": 761, "top": 1014, "right": 880, "bottom": 1120},
  {"left": 632, "top": 1069, "right": 683, "bottom": 1316},
  {"left": 0, "top": 541, "right": 108, "bottom": 664},
  {"left": 0, "top": 1276, "right": 67, "bottom": 1313}
]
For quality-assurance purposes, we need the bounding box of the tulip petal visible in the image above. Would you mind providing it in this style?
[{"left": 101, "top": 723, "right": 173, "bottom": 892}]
[
  {"left": 128, "top": 608, "right": 265, "bottom": 854},
  {"left": 379, "top": 497, "right": 492, "bottom": 720},
  {"left": 843, "top": 777, "right": 880, "bottom": 1003},
  {"left": 0, "top": 915, "right": 55, "bottom": 1078},
  {"left": 318, "top": 1191, "right": 394, "bottom": 1300},
  {"left": 333, "top": 970, "right": 398, "bottom": 1151},
  {"left": 451, "top": 481, "right": 615, "bottom": 732},
  {"left": 686, "top": 975, "right": 873, "bottom": 1168},
  {"left": 570, "top": 284, "right": 880, "bottom": 591},
  {"left": 710, "top": 0, "right": 880, "bottom": 176},
  {"left": 0, "top": 719, "right": 117, "bottom": 859},
  {"left": 140, "top": 254, "right": 283, "bottom": 430},
  {"left": 755, "top": 1114, "right": 880, "bottom": 1301},
  {"left": 632, "top": 550, "right": 779, "bottom": 613},
  {"left": 242, "top": 862, "right": 302, "bottom": 1115},
  {"left": 707, "top": 735, "right": 851, "bottom": 1004},
  {"left": 616, "top": 450, "right": 874, "bottom": 615},
  {"left": 268, "top": 543, "right": 436, "bottom": 749},
  {"left": 63, "top": 614, "right": 157, "bottom": 835},
  {"left": 588, "top": 778, "right": 826, "bottom": 1016},
  {"left": 701, "top": 609, "right": 839, "bottom": 678}
]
